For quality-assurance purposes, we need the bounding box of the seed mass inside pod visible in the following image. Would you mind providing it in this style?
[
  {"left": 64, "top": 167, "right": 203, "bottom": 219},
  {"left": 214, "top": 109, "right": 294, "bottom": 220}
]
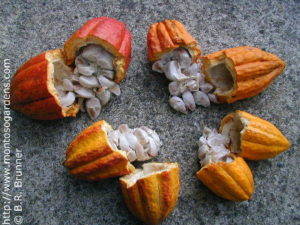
[
  {"left": 53, "top": 44, "right": 121, "bottom": 119},
  {"left": 107, "top": 124, "right": 162, "bottom": 162},
  {"left": 152, "top": 47, "right": 219, "bottom": 114},
  {"left": 198, "top": 114, "right": 248, "bottom": 167},
  {"left": 198, "top": 127, "right": 232, "bottom": 167}
]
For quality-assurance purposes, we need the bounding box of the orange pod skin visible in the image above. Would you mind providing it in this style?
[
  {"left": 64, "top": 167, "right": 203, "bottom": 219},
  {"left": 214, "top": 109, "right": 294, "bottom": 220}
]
[
  {"left": 147, "top": 19, "right": 201, "bottom": 62},
  {"left": 64, "top": 17, "right": 132, "bottom": 83},
  {"left": 202, "top": 46, "right": 286, "bottom": 103},
  {"left": 120, "top": 163, "right": 180, "bottom": 225},
  {"left": 10, "top": 49, "right": 79, "bottom": 120},
  {"left": 64, "top": 120, "right": 135, "bottom": 181},
  {"left": 220, "top": 110, "right": 291, "bottom": 160},
  {"left": 196, "top": 156, "right": 254, "bottom": 202}
]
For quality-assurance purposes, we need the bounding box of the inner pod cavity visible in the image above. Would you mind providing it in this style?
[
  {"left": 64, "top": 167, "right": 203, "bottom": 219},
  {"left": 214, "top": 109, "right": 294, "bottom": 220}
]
[{"left": 207, "top": 62, "right": 234, "bottom": 94}]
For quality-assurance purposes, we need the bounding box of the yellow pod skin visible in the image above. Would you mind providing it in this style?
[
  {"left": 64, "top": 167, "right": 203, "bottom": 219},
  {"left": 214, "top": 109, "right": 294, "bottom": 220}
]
[
  {"left": 120, "top": 162, "right": 180, "bottom": 225},
  {"left": 64, "top": 120, "right": 135, "bottom": 181},
  {"left": 220, "top": 110, "right": 291, "bottom": 160},
  {"left": 196, "top": 156, "right": 254, "bottom": 202}
]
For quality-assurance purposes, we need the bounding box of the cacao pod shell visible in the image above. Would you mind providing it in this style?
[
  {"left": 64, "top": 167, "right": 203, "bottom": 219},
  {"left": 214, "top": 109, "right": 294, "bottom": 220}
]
[
  {"left": 147, "top": 19, "right": 201, "bottom": 62},
  {"left": 11, "top": 49, "right": 79, "bottom": 120},
  {"left": 220, "top": 110, "right": 291, "bottom": 160},
  {"left": 64, "top": 17, "right": 132, "bottom": 83},
  {"left": 120, "top": 162, "right": 180, "bottom": 225},
  {"left": 64, "top": 120, "right": 135, "bottom": 181},
  {"left": 196, "top": 156, "right": 254, "bottom": 201},
  {"left": 202, "top": 46, "right": 286, "bottom": 103}
]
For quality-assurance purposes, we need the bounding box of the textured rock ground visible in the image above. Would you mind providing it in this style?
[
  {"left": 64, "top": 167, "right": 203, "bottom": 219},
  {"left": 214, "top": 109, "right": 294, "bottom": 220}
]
[{"left": 0, "top": 0, "right": 299, "bottom": 224}]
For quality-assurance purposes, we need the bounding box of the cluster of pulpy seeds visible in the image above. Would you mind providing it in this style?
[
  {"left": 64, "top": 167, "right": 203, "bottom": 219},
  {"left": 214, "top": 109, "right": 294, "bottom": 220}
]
[
  {"left": 198, "top": 127, "right": 233, "bottom": 166},
  {"left": 55, "top": 44, "right": 121, "bottom": 119},
  {"left": 152, "top": 47, "right": 218, "bottom": 114},
  {"left": 107, "top": 124, "right": 162, "bottom": 162}
]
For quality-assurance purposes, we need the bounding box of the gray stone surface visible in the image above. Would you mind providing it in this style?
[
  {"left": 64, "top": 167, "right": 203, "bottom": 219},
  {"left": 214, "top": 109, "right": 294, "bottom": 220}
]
[{"left": 0, "top": 0, "right": 299, "bottom": 224}]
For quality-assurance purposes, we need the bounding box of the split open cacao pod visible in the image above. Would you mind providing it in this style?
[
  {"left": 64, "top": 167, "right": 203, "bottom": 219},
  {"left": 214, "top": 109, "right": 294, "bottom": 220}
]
[
  {"left": 196, "top": 110, "right": 290, "bottom": 201},
  {"left": 202, "top": 46, "right": 286, "bottom": 103},
  {"left": 64, "top": 17, "right": 132, "bottom": 84},
  {"left": 11, "top": 49, "right": 80, "bottom": 120},
  {"left": 64, "top": 120, "right": 135, "bottom": 181},
  {"left": 220, "top": 110, "right": 291, "bottom": 160},
  {"left": 11, "top": 17, "right": 132, "bottom": 120},
  {"left": 120, "top": 162, "right": 180, "bottom": 225}
]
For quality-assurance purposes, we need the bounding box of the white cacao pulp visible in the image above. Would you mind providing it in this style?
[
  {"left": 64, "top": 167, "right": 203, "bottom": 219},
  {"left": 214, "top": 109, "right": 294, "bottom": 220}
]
[
  {"left": 55, "top": 44, "right": 120, "bottom": 119},
  {"left": 107, "top": 124, "right": 162, "bottom": 162},
  {"left": 198, "top": 127, "right": 233, "bottom": 167},
  {"left": 152, "top": 47, "right": 219, "bottom": 114},
  {"left": 121, "top": 163, "right": 176, "bottom": 187}
]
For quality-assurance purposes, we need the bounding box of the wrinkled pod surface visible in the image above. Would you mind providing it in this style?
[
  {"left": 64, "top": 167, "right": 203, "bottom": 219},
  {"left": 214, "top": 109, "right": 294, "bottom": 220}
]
[
  {"left": 55, "top": 44, "right": 121, "bottom": 119},
  {"left": 196, "top": 110, "right": 291, "bottom": 201},
  {"left": 198, "top": 110, "right": 291, "bottom": 163},
  {"left": 64, "top": 120, "right": 162, "bottom": 181},
  {"left": 120, "top": 162, "right": 180, "bottom": 225},
  {"left": 148, "top": 21, "right": 286, "bottom": 113},
  {"left": 202, "top": 46, "right": 286, "bottom": 103},
  {"left": 196, "top": 126, "right": 254, "bottom": 201}
]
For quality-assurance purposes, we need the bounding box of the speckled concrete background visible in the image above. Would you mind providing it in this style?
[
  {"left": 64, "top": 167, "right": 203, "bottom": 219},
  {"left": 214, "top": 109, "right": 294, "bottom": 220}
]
[{"left": 0, "top": 0, "right": 299, "bottom": 225}]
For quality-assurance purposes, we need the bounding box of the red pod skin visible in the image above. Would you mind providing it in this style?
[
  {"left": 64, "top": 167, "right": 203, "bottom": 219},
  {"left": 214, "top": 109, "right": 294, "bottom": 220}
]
[
  {"left": 64, "top": 17, "right": 132, "bottom": 83},
  {"left": 10, "top": 49, "right": 79, "bottom": 120}
]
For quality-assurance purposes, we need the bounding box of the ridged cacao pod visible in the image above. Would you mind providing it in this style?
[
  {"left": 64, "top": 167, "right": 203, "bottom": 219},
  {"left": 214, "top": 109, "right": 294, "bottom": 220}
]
[
  {"left": 11, "top": 17, "right": 132, "bottom": 120},
  {"left": 202, "top": 46, "right": 286, "bottom": 103},
  {"left": 64, "top": 17, "right": 132, "bottom": 83},
  {"left": 147, "top": 19, "right": 201, "bottom": 62},
  {"left": 11, "top": 49, "right": 79, "bottom": 120},
  {"left": 64, "top": 120, "right": 135, "bottom": 181},
  {"left": 220, "top": 110, "right": 291, "bottom": 160},
  {"left": 196, "top": 156, "right": 254, "bottom": 201},
  {"left": 120, "top": 162, "right": 180, "bottom": 225}
]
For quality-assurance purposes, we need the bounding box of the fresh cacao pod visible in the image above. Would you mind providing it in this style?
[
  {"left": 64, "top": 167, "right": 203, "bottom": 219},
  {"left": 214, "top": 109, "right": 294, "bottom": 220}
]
[
  {"left": 120, "top": 162, "right": 180, "bottom": 225},
  {"left": 147, "top": 19, "right": 201, "bottom": 62},
  {"left": 220, "top": 110, "right": 291, "bottom": 160},
  {"left": 202, "top": 46, "right": 286, "bottom": 103},
  {"left": 11, "top": 17, "right": 132, "bottom": 120},
  {"left": 64, "top": 17, "right": 132, "bottom": 83},
  {"left": 196, "top": 156, "right": 254, "bottom": 201},
  {"left": 11, "top": 49, "right": 80, "bottom": 120},
  {"left": 64, "top": 120, "right": 135, "bottom": 181}
]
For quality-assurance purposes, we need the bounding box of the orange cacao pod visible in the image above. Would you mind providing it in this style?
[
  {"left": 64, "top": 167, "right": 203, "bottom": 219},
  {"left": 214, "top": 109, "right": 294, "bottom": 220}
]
[
  {"left": 147, "top": 19, "right": 201, "bottom": 62},
  {"left": 202, "top": 46, "right": 286, "bottom": 103},
  {"left": 220, "top": 110, "right": 291, "bottom": 160},
  {"left": 196, "top": 156, "right": 254, "bottom": 201},
  {"left": 120, "top": 162, "right": 180, "bottom": 225},
  {"left": 11, "top": 49, "right": 79, "bottom": 120},
  {"left": 64, "top": 120, "right": 135, "bottom": 181}
]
